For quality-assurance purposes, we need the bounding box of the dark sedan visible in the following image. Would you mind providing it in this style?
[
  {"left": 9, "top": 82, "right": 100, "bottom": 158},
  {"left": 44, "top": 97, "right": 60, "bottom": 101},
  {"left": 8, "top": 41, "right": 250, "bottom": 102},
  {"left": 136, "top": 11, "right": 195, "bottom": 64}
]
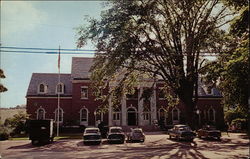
[
  {"left": 168, "top": 124, "right": 196, "bottom": 141},
  {"left": 107, "top": 127, "right": 125, "bottom": 144},
  {"left": 197, "top": 125, "right": 221, "bottom": 140}
]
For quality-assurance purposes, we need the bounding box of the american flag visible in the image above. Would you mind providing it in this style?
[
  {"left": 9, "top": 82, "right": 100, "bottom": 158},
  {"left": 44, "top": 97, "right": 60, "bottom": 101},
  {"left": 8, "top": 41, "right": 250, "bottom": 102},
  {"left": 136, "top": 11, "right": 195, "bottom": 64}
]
[{"left": 58, "top": 46, "right": 60, "bottom": 69}]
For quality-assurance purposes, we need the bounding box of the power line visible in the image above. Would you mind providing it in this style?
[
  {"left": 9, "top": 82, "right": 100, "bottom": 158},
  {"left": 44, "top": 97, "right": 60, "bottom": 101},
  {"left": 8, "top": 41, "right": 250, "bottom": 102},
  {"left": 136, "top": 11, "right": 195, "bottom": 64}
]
[
  {"left": 0, "top": 46, "right": 96, "bottom": 52},
  {"left": 0, "top": 50, "right": 95, "bottom": 55}
]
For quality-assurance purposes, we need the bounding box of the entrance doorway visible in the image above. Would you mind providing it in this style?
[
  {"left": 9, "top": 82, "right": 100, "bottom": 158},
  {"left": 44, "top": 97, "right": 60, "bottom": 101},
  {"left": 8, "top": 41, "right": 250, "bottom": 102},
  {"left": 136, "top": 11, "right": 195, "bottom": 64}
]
[{"left": 127, "top": 108, "right": 137, "bottom": 126}]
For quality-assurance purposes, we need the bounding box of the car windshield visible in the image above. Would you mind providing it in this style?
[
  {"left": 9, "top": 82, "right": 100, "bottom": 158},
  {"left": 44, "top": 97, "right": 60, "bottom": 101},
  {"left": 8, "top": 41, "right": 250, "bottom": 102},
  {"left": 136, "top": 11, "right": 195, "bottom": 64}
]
[
  {"left": 133, "top": 130, "right": 142, "bottom": 134},
  {"left": 206, "top": 126, "right": 216, "bottom": 130},
  {"left": 110, "top": 128, "right": 122, "bottom": 133},
  {"left": 85, "top": 129, "right": 99, "bottom": 133},
  {"left": 178, "top": 126, "right": 191, "bottom": 131}
]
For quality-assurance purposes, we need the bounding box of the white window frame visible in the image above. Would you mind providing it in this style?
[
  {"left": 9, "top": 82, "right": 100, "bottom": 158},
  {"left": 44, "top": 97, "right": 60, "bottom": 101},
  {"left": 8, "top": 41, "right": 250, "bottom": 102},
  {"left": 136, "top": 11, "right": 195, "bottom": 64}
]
[
  {"left": 56, "top": 82, "right": 64, "bottom": 94},
  {"left": 36, "top": 107, "right": 46, "bottom": 120},
  {"left": 54, "top": 107, "right": 64, "bottom": 123},
  {"left": 113, "top": 111, "right": 121, "bottom": 121},
  {"left": 80, "top": 86, "right": 88, "bottom": 99},
  {"left": 80, "top": 107, "right": 89, "bottom": 126},
  {"left": 38, "top": 83, "right": 47, "bottom": 94}
]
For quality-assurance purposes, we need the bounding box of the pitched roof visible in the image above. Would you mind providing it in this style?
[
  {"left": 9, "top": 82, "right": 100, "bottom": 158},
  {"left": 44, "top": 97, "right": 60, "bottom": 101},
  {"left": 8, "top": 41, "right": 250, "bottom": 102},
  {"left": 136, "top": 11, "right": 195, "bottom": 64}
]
[
  {"left": 71, "top": 57, "right": 94, "bottom": 79},
  {"left": 26, "top": 73, "right": 72, "bottom": 96}
]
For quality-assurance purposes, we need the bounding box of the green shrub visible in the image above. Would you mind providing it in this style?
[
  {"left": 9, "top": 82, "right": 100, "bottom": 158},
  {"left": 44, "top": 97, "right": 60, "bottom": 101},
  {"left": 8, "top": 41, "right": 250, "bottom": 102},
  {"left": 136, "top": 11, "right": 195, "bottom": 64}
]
[{"left": 0, "top": 126, "right": 11, "bottom": 140}]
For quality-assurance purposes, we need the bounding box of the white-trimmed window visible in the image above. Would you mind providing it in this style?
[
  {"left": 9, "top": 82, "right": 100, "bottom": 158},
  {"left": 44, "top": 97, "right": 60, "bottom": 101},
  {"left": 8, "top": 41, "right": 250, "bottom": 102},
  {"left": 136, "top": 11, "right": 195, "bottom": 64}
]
[
  {"left": 113, "top": 108, "right": 121, "bottom": 120},
  {"left": 80, "top": 108, "right": 88, "bottom": 122},
  {"left": 143, "top": 108, "right": 150, "bottom": 120},
  {"left": 81, "top": 86, "right": 88, "bottom": 99},
  {"left": 56, "top": 83, "right": 64, "bottom": 94},
  {"left": 38, "top": 83, "right": 47, "bottom": 94},
  {"left": 208, "top": 108, "right": 215, "bottom": 122},
  {"left": 54, "top": 108, "right": 63, "bottom": 122},
  {"left": 36, "top": 107, "right": 46, "bottom": 120}
]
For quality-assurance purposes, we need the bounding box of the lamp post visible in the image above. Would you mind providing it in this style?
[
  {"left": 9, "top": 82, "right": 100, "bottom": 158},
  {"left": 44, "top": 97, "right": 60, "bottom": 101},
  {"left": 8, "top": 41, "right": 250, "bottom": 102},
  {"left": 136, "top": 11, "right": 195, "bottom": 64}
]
[
  {"left": 94, "top": 111, "right": 96, "bottom": 126},
  {"left": 196, "top": 109, "right": 201, "bottom": 128}
]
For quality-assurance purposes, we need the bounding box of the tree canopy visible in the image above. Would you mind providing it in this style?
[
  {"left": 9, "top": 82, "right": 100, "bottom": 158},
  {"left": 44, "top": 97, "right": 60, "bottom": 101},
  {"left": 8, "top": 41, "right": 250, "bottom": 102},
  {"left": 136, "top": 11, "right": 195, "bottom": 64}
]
[
  {"left": 77, "top": 0, "right": 233, "bottom": 127},
  {"left": 201, "top": 1, "right": 249, "bottom": 114},
  {"left": 0, "top": 69, "right": 7, "bottom": 93}
]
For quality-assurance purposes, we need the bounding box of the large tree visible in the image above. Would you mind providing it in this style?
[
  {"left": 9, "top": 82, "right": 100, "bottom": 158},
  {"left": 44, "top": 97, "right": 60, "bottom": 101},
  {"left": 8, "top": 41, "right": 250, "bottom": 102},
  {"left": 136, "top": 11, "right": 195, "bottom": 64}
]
[
  {"left": 77, "top": 0, "right": 233, "bottom": 128},
  {"left": 201, "top": 0, "right": 249, "bottom": 115}
]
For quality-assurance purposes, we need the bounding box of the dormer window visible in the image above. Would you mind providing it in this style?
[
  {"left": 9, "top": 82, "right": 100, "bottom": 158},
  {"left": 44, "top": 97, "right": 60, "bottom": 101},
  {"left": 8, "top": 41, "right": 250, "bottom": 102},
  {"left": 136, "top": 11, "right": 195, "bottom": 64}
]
[
  {"left": 56, "top": 83, "right": 64, "bottom": 94},
  {"left": 206, "top": 86, "right": 213, "bottom": 95},
  {"left": 38, "top": 83, "right": 47, "bottom": 94}
]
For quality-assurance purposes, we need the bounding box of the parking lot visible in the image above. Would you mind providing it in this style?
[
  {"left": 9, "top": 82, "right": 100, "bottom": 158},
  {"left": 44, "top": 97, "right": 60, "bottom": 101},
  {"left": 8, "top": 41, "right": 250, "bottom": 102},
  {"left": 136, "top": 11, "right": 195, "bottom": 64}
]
[{"left": 0, "top": 132, "right": 249, "bottom": 159}]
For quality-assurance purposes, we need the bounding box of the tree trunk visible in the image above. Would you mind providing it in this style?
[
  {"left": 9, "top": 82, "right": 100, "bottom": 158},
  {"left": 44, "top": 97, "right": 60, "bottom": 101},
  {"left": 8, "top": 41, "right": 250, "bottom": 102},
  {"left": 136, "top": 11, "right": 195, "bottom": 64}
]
[{"left": 177, "top": 79, "right": 196, "bottom": 129}]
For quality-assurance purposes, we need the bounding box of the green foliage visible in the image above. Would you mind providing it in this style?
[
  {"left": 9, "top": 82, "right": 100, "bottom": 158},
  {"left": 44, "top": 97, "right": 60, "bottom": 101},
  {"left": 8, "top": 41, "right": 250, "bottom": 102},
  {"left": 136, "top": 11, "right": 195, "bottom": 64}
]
[
  {"left": 77, "top": 0, "right": 233, "bottom": 127},
  {"left": 4, "top": 112, "right": 29, "bottom": 135},
  {"left": 224, "top": 108, "right": 246, "bottom": 124},
  {"left": 201, "top": 3, "right": 249, "bottom": 115},
  {"left": 0, "top": 125, "right": 11, "bottom": 140},
  {"left": 0, "top": 69, "right": 7, "bottom": 92}
]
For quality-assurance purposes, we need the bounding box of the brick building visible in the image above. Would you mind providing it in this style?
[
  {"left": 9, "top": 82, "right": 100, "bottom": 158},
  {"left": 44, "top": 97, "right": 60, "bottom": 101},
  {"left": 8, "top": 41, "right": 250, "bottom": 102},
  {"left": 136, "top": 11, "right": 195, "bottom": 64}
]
[{"left": 26, "top": 57, "right": 224, "bottom": 130}]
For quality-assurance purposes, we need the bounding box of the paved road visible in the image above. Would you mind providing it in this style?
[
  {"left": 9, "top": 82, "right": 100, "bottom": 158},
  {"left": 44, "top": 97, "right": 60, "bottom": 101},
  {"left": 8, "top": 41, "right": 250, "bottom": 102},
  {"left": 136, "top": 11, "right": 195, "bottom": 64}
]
[{"left": 0, "top": 132, "right": 249, "bottom": 159}]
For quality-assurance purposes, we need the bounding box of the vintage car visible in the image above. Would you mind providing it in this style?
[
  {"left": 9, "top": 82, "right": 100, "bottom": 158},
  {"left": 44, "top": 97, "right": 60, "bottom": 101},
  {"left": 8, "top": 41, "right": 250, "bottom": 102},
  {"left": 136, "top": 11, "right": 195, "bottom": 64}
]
[
  {"left": 107, "top": 127, "right": 125, "bottom": 144},
  {"left": 127, "top": 128, "right": 145, "bottom": 142},
  {"left": 168, "top": 124, "right": 196, "bottom": 141},
  {"left": 83, "top": 127, "right": 102, "bottom": 145},
  {"left": 197, "top": 125, "right": 221, "bottom": 140}
]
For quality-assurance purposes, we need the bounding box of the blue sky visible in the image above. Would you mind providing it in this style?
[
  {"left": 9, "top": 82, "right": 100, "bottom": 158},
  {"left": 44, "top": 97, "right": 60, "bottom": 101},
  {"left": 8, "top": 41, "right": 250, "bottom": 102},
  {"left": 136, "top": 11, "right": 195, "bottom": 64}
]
[{"left": 1, "top": 1, "right": 106, "bottom": 108}]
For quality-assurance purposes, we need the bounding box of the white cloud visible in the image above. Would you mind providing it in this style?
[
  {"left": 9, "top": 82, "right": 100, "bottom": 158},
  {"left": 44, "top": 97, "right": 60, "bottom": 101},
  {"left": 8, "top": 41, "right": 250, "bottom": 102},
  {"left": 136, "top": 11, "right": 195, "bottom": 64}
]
[{"left": 1, "top": 1, "right": 47, "bottom": 37}]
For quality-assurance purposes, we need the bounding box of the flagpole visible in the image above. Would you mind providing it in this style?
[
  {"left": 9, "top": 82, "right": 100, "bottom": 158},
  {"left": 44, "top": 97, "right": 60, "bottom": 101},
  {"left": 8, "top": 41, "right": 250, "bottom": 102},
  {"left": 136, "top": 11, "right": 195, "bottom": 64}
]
[{"left": 57, "top": 45, "right": 61, "bottom": 137}]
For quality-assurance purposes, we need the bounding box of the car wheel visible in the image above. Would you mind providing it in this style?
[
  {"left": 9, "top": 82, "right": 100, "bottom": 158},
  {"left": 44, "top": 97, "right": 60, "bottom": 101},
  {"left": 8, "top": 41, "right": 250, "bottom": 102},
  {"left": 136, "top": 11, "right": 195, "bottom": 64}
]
[
  {"left": 169, "top": 135, "right": 172, "bottom": 139},
  {"left": 142, "top": 139, "right": 145, "bottom": 142}
]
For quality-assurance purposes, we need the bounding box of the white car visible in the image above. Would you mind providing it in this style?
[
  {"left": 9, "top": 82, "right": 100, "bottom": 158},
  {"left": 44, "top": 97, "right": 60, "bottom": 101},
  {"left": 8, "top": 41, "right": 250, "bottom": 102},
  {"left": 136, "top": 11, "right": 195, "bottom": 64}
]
[
  {"left": 83, "top": 127, "right": 101, "bottom": 145},
  {"left": 127, "top": 128, "right": 145, "bottom": 142}
]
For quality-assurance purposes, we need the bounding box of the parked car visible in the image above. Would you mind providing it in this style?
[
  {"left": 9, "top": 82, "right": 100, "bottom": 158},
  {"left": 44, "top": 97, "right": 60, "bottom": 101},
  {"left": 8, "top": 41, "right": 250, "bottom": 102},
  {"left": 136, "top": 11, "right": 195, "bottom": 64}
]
[
  {"left": 168, "top": 124, "right": 196, "bottom": 141},
  {"left": 28, "top": 119, "right": 54, "bottom": 145},
  {"left": 83, "top": 127, "right": 102, "bottom": 145},
  {"left": 197, "top": 125, "right": 221, "bottom": 140},
  {"left": 127, "top": 128, "right": 145, "bottom": 142},
  {"left": 107, "top": 127, "right": 125, "bottom": 144}
]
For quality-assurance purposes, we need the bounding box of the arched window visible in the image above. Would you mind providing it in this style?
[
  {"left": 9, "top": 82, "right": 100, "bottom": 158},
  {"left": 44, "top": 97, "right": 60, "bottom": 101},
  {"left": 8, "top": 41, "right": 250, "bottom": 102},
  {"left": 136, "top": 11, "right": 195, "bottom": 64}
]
[
  {"left": 80, "top": 108, "right": 88, "bottom": 122},
  {"left": 158, "top": 108, "right": 166, "bottom": 120},
  {"left": 127, "top": 107, "right": 137, "bottom": 126},
  {"left": 36, "top": 107, "right": 45, "bottom": 120},
  {"left": 172, "top": 108, "right": 179, "bottom": 121},
  {"left": 208, "top": 108, "right": 215, "bottom": 122},
  {"left": 56, "top": 83, "right": 64, "bottom": 94},
  {"left": 38, "top": 83, "right": 47, "bottom": 93},
  {"left": 54, "top": 108, "right": 63, "bottom": 122}
]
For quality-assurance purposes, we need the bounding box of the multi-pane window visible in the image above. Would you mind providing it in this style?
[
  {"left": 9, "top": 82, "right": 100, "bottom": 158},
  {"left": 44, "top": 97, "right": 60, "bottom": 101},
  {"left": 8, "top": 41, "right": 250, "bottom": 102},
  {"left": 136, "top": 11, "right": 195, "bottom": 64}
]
[
  {"left": 81, "top": 87, "right": 88, "bottom": 99},
  {"left": 55, "top": 108, "right": 63, "bottom": 122},
  {"left": 56, "top": 83, "right": 64, "bottom": 94},
  {"left": 81, "top": 108, "right": 88, "bottom": 122},
  {"left": 37, "top": 108, "right": 45, "bottom": 120},
  {"left": 143, "top": 112, "right": 150, "bottom": 120},
  {"left": 113, "top": 110, "right": 120, "bottom": 120},
  {"left": 38, "top": 83, "right": 47, "bottom": 93}
]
